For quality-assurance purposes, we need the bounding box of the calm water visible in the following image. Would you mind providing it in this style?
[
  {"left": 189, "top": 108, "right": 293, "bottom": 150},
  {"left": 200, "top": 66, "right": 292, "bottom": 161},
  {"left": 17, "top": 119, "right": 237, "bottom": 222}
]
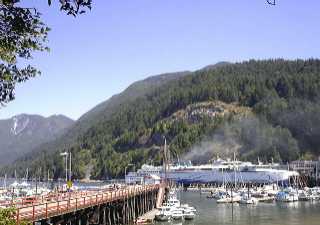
[{"left": 156, "top": 191, "right": 320, "bottom": 225}]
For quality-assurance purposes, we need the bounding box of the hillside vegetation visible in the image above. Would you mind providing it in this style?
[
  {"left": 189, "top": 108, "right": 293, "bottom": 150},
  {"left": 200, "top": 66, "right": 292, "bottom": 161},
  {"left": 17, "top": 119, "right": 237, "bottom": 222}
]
[{"left": 3, "top": 59, "right": 320, "bottom": 180}]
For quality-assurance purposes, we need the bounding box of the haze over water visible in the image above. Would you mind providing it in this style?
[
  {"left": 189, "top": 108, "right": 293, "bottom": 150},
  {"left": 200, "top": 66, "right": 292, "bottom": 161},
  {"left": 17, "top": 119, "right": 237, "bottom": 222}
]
[{"left": 156, "top": 191, "right": 320, "bottom": 225}]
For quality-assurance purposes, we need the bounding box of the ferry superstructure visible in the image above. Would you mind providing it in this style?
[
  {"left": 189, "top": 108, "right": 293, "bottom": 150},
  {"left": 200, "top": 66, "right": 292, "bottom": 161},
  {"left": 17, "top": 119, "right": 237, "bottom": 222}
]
[{"left": 126, "top": 159, "right": 299, "bottom": 185}]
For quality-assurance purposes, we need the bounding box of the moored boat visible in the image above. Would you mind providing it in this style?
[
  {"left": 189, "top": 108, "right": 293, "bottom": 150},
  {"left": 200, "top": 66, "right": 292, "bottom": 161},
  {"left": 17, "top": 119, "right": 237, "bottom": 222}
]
[
  {"left": 276, "top": 190, "right": 298, "bottom": 202},
  {"left": 239, "top": 195, "right": 258, "bottom": 204},
  {"left": 183, "top": 209, "right": 195, "bottom": 220},
  {"left": 155, "top": 206, "right": 172, "bottom": 221},
  {"left": 171, "top": 209, "right": 184, "bottom": 220}
]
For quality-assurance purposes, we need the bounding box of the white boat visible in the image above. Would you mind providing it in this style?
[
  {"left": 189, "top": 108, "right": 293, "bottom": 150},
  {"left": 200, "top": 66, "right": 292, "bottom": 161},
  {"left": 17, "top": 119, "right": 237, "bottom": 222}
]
[
  {"left": 275, "top": 191, "right": 298, "bottom": 202},
  {"left": 10, "top": 181, "right": 20, "bottom": 188},
  {"left": 251, "top": 190, "right": 269, "bottom": 198},
  {"left": 171, "top": 209, "right": 183, "bottom": 220},
  {"left": 307, "top": 187, "right": 320, "bottom": 201},
  {"left": 298, "top": 191, "right": 311, "bottom": 201},
  {"left": 183, "top": 209, "right": 195, "bottom": 220},
  {"left": 155, "top": 206, "right": 172, "bottom": 221},
  {"left": 158, "top": 188, "right": 197, "bottom": 221},
  {"left": 239, "top": 195, "right": 258, "bottom": 204},
  {"left": 126, "top": 158, "right": 299, "bottom": 185},
  {"left": 179, "top": 203, "right": 196, "bottom": 213},
  {"left": 309, "top": 194, "right": 320, "bottom": 201},
  {"left": 216, "top": 192, "right": 241, "bottom": 203},
  {"left": 165, "top": 198, "right": 180, "bottom": 207}
]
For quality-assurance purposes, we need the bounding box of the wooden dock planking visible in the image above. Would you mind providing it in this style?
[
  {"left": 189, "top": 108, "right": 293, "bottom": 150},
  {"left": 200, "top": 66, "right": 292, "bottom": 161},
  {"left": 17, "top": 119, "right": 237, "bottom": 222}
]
[{"left": 11, "top": 184, "right": 163, "bottom": 224}]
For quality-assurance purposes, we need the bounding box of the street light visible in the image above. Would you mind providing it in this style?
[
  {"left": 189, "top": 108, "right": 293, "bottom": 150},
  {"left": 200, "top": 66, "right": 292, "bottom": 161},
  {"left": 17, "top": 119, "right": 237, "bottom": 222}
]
[
  {"left": 60, "top": 152, "right": 68, "bottom": 182},
  {"left": 125, "top": 163, "right": 134, "bottom": 176},
  {"left": 124, "top": 163, "right": 134, "bottom": 184},
  {"left": 60, "top": 152, "right": 72, "bottom": 183}
]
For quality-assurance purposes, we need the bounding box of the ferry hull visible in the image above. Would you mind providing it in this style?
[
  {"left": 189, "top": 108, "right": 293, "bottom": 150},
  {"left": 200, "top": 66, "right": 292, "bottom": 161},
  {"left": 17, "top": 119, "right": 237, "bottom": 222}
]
[
  {"left": 166, "top": 170, "right": 298, "bottom": 185},
  {"left": 125, "top": 160, "right": 299, "bottom": 186}
]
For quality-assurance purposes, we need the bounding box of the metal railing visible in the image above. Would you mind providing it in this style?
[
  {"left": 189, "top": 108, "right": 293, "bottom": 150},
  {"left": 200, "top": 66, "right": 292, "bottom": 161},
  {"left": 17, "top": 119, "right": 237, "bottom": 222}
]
[{"left": 14, "top": 184, "right": 160, "bottom": 224}]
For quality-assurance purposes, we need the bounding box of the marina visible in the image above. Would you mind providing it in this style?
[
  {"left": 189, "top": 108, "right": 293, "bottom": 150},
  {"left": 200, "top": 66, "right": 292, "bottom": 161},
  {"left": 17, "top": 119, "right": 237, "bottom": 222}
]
[
  {"left": 1, "top": 156, "right": 319, "bottom": 224},
  {"left": 1, "top": 0, "right": 319, "bottom": 224},
  {"left": 126, "top": 155, "right": 320, "bottom": 225},
  {"left": 154, "top": 189, "right": 197, "bottom": 222},
  {"left": 155, "top": 191, "right": 320, "bottom": 225},
  {"left": 1, "top": 177, "right": 320, "bottom": 224}
]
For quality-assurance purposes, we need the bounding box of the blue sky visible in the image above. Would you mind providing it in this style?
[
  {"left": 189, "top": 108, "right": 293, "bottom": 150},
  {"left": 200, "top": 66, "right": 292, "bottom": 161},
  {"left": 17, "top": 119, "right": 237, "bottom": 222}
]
[{"left": 1, "top": 0, "right": 320, "bottom": 120}]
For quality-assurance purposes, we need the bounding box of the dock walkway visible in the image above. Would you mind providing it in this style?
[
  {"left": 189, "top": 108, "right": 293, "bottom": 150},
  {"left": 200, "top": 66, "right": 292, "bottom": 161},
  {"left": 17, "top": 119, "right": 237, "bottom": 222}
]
[{"left": 4, "top": 184, "right": 164, "bottom": 224}]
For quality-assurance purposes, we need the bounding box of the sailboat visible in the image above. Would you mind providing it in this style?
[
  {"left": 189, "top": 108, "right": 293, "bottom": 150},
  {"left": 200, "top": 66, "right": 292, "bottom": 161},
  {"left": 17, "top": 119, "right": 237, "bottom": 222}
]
[{"left": 239, "top": 186, "right": 258, "bottom": 204}]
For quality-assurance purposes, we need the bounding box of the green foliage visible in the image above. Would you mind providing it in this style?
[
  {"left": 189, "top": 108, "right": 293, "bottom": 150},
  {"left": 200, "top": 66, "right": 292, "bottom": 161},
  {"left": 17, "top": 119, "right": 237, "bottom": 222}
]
[
  {"left": 4, "top": 59, "right": 320, "bottom": 179},
  {"left": 254, "top": 97, "right": 320, "bottom": 155},
  {"left": 0, "top": 207, "right": 30, "bottom": 225},
  {"left": 231, "top": 118, "right": 299, "bottom": 163},
  {"left": 0, "top": 0, "right": 92, "bottom": 105}
]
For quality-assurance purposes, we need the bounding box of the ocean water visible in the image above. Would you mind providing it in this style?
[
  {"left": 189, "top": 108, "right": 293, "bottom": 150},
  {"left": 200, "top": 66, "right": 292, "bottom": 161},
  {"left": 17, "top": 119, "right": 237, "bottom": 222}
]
[{"left": 156, "top": 191, "right": 320, "bottom": 225}]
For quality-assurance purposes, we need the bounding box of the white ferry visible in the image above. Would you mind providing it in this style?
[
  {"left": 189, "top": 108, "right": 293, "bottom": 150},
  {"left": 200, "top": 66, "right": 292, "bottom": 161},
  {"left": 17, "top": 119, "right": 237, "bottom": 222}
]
[{"left": 126, "top": 158, "right": 299, "bottom": 185}]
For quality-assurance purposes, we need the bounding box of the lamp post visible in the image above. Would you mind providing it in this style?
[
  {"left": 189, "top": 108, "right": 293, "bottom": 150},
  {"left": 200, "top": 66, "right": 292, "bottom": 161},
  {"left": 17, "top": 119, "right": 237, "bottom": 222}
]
[
  {"left": 60, "top": 152, "right": 68, "bottom": 182},
  {"left": 60, "top": 152, "right": 70, "bottom": 182},
  {"left": 124, "top": 163, "right": 134, "bottom": 184},
  {"left": 69, "top": 152, "right": 72, "bottom": 181}
]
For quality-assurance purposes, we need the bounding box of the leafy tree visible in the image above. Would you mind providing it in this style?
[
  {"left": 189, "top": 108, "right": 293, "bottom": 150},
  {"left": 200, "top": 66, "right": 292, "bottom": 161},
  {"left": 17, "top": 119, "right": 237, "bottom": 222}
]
[
  {"left": 0, "top": 0, "right": 92, "bottom": 105},
  {"left": 0, "top": 207, "right": 30, "bottom": 225}
]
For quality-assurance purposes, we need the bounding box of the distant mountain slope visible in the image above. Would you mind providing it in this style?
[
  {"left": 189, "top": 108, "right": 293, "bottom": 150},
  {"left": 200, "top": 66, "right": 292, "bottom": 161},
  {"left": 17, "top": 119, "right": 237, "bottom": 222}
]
[
  {"left": 28, "top": 71, "right": 192, "bottom": 155},
  {"left": 4, "top": 59, "right": 320, "bottom": 180},
  {"left": 74, "top": 71, "right": 191, "bottom": 135},
  {"left": 0, "top": 114, "right": 74, "bottom": 164}
]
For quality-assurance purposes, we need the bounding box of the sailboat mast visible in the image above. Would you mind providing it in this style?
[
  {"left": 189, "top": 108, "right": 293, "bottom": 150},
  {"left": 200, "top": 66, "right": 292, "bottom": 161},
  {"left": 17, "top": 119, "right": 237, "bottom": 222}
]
[
  {"left": 65, "top": 154, "right": 68, "bottom": 182},
  {"left": 222, "top": 168, "right": 225, "bottom": 189},
  {"left": 167, "top": 140, "right": 170, "bottom": 177},
  {"left": 316, "top": 161, "right": 319, "bottom": 186},
  {"left": 234, "top": 152, "right": 236, "bottom": 189},
  {"left": 69, "top": 152, "right": 72, "bottom": 181},
  {"left": 163, "top": 137, "right": 167, "bottom": 183},
  {"left": 4, "top": 174, "right": 7, "bottom": 190}
]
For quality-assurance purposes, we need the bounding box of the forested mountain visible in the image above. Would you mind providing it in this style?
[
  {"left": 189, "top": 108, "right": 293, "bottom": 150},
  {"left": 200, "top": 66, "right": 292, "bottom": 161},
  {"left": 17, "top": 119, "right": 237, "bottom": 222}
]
[
  {"left": 0, "top": 71, "right": 192, "bottom": 177},
  {"left": 3, "top": 59, "right": 320, "bottom": 180},
  {"left": 0, "top": 114, "right": 74, "bottom": 164},
  {"left": 73, "top": 71, "right": 191, "bottom": 137},
  {"left": 2, "top": 71, "right": 191, "bottom": 170}
]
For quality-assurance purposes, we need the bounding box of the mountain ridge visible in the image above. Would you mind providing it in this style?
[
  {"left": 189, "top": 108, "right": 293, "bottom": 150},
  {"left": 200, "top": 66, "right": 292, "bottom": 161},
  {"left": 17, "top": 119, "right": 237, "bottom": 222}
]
[
  {"left": 3, "top": 59, "right": 320, "bottom": 180},
  {"left": 0, "top": 114, "right": 74, "bottom": 164}
]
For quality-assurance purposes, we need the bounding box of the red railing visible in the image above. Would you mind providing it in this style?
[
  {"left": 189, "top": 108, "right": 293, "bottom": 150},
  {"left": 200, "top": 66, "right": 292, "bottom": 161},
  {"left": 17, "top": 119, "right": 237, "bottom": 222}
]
[{"left": 14, "top": 184, "right": 160, "bottom": 224}]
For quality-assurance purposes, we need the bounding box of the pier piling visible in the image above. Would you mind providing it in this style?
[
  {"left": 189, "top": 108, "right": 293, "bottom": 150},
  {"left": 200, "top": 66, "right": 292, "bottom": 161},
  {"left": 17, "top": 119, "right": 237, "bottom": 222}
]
[{"left": 13, "top": 184, "right": 163, "bottom": 225}]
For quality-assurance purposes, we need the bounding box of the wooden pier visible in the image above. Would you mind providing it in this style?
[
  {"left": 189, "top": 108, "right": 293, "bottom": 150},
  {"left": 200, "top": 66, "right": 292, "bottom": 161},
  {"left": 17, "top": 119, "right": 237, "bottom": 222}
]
[{"left": 9, "top": 184, "right": 165, "bottom": 225}]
